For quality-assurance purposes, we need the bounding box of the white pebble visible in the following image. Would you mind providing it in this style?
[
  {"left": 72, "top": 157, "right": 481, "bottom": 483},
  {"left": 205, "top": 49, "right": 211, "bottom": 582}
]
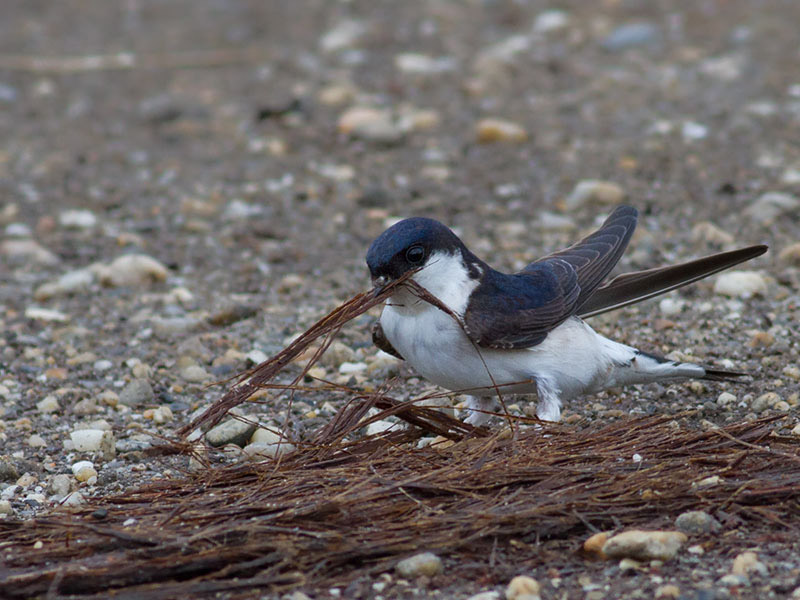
[
  {"left": 71, "top": 460, "right": 98, "bottom": 484},
  {"left": 505, "top": 574, "right": 541, "bottom": 599},
  {"left": 246, "top": 349, "right": 269, "bottom": 365},
  {"left": 732, "top": 551, "right": 768, "bottom": 577},
  {"left": 564, "top": 180, "right": 625, "bottom": 210},
  {"left": 26, "top": 434, "right": 46, "bottom": 448},
  {"left": 61, "top": 491, "right": 86, "bottom": 506},
  {"left": 659, "top": 297, "right": 684, "bottom": 316},
  {"left": 602, "top": 530, "right": 687, "bottom": 561},
  {"left": 34, "top": 268, "right": 95, "bottom": 301},
  {"left": 681, "top": 121, "right": 708, "bottom": 141},
  {"left": 59, "top": 209, "right": 97, "bottom": 229},
  {"left": 339, "top": 361, "right": 367, "bottom": 374},
  {"left": 0, "top": 499, "right": 12, "bottom": 514},
  {"left": 36, "top": 395, "right": 60, "bottom": 414},
  {"left": 319, "top": 19, "right": 365, "bottom": 53},
  {"left": 24, "top": 307, "right": 70, "bottom": 323},
  {"left": 70, "top": 429, "right": 115, "bottom": 458},
  {"left": 95, "top": 254, "right": 168, "bottom": 287},
  {"left": 713, "top": 271, "right": 767, "bottom": 298},
  {"left": 395, "top": 53, "right": 455, "bottom": 75},
  {"left": 244, "top": 428, "right": 295, "bottom": 460},
  {"left": 532, "top": 10, "right": 569, "bottom": 33},
  {"left": 395, "top": 552, "right": 443, "bottom": 578}
]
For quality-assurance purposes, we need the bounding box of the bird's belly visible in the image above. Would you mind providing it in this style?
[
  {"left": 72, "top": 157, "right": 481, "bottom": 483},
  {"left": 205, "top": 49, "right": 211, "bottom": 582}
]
[
  {"left": 380, "top": 304, "right": 538, "bottom": 394},
  {"left": 381, "top": 307, "right": 615, "bottom": 398}
]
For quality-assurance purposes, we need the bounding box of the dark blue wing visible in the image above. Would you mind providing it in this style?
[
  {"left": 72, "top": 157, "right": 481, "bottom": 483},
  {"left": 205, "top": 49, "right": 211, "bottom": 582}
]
[{"left": 463, "top": 206, "right": 638, "bottom": 349}]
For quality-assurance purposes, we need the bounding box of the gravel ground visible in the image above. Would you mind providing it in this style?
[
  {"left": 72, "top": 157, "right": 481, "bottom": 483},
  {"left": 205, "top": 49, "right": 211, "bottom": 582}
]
[{"left": 1, "top": 1, "right": 799, "bottom": 598}]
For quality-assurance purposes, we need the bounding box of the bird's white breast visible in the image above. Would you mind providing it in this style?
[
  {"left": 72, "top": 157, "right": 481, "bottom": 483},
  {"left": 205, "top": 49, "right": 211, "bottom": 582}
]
[{"left": 379, "top": 251, "right": 628, "bottom": 398}]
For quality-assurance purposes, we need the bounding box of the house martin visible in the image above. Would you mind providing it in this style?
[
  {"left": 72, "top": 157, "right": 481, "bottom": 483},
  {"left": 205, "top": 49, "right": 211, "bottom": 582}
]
[{"left": 366, "top": 205, "right": 767, "bottom": 425}]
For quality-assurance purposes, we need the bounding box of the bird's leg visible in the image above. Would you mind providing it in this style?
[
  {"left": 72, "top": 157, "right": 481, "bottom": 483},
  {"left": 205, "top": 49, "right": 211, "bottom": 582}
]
[
  {"left": 535, "top": 377, "right": 562, "bottom": 422},
  {"left": 463, "top": 395, "right": 497, "bottom": 426}
]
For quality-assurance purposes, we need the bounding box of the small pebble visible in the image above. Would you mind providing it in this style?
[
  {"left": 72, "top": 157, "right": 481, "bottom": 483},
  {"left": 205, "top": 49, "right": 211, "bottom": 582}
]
[
  {"left": 206, "top": 417, "right": 258, "bottom": 448},
  {"left": 717, "top": 392, "right": 737, "bottom": 407},
  {"left": 58, "top": 209, "right": 97, "bottom": 229},
  {"left": 654, "top": 584, "right": 681, "bottom": 599},
  {"left": 339, "top": 361, "right": 367, "bottom": 374},
  {"left": 25, "top": 307, "right": 69, "bottom": 323},
  {"left": 338, "top": 107, "right": 404, "bottom": 144},
  {"left": 36, "top": 395, "right": 60, "bottom": 414},
  {"left": 692, "top": 475, "right": 722, "bottom": 489},
  {"left": 246, "top": 349, "right": 269, "bottom": 365},
  {"left": 319, "top": 19, "right": 365, "bottom": 53},
  {"left": 61, "top": 491, "right": 86, "bottom": 506},
  {"left": 475, "top": 118, "right": 528, "bottom": 143},
  {"left": 467, "top": 593, "right": 500, "bottom": 600},
  {"left": 505, "top": 575, "right": 540, "bottom": 600},
  {"left": 243, "top": 429, "right": 296, "bottom": 460},
  {"left": 118, "top": 379, "right": 154, "bottom": 407},
  {"left": 394, "top": 53, "right": 455, "bottom": 75},
  {"left": 744, "top": 192, "right": 800, "bottom": 224},
  {"left": 26, "top": 434, "right": 46, "bottom": 448},
  {"left": 48, "top": 474, "right": 72, "bottom": 497},
  {"left": 732, "top": 551, "right": 768, "bottom": 577},
  {"left": 34, "top": 268, "right": 95, "bottom": 301},
  {"left": 602, "top": 530, "right": 687, "bottom": 561},
  {"left": 0, "top": 500, "right": 13, "bottom": 515},
  {"left": 691, "top": 222, "right": 734, "bottom": 246},
  {"left": 778, "top": 242, "right": 800, "bottom": 266},
  {"left": 751, "top": 392, "right": 781, "bottom": 412},
  {"left": 95, "top": 254, "right": 169, "bottom": 287},
  {"left": 583, "top": 531, "right": 610, "bottom": 559},
  {"left": 0, "top": 239, "right": 59, "bottom": 265},
  {"left": 532, "top": 10, "right": 569, "bottom": 33},
  {"left": 659, "top": 298, "right": 684, "bottom": 316},
  {"left": 320, "top": 341, "right": 356, "bottom": 368},
  {"left": 681, "top": 121, "right": 708, "bottom": 142},
  {"left": 564, "top": 180, "right": 625, "bottom": 210},
  {"left": 70, "top": 429, "right": 116, "bottom": 460},
  {"left": 181, "top": 365, "right": 210, "bottom": 383},
  {"left": 601, "top": 22, "right": 661, "bottom": 51},
  {"left": 675, "top": 510, "right": 721, "bottom": 534},
  {"left": 395, "top": 552, "right": 443, "bottom": 578},
  {"left": 97, "top": 390, "right": 119, "bottom": 408},
  {"left": 713, "top": 271, "right": 767, "bottom": 298},
  {"left": 72, "top": 461, "right": 98, "bottom": 484}
]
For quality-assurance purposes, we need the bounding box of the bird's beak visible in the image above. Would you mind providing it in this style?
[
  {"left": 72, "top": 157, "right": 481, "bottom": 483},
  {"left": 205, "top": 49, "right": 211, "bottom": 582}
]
[{"left": 371, "top": 274, "right": 391, "bottom": 296}]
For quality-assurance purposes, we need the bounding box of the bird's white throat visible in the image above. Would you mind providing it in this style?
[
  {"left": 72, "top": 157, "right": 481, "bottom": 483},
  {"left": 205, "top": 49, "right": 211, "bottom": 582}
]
[{"left": 395, "top": 250, "right": 480, "bottom": 316}]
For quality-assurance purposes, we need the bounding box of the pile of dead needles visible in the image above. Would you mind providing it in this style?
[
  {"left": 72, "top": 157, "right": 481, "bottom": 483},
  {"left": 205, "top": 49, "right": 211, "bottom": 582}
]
[{"left": 1, "top": 409, "right": 798, "bottom": 599}]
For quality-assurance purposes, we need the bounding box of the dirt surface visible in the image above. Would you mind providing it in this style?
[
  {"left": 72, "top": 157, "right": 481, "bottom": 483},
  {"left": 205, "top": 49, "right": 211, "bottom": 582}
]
[{"left": 0, "top": 1, "right": 799, "bottom": 598}]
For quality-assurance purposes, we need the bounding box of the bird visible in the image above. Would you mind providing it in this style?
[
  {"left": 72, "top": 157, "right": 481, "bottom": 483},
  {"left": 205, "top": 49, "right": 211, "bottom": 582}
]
[{"left": 365, "top": 205, "right": 768, "bottom": 426}]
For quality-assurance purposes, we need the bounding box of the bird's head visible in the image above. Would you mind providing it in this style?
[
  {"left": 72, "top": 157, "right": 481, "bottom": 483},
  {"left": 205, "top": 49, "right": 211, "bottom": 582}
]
[{"left": 366, "top": 217, "right": 472, "bottom": 292}]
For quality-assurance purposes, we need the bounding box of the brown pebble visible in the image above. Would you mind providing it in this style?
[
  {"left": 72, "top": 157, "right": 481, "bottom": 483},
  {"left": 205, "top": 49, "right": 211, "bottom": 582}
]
[
  {"left": 749, "top": 331, "right": 775, "bottom": 347},
  {"left": 583, "top": 531, "right": 610, "bottom": 559},
  {"left": 45, "top": 367, "right": 68, "bottom": 380}
]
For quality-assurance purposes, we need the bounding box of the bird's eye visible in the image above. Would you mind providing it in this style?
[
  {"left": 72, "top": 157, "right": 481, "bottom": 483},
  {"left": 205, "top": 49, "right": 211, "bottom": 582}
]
[{"left": 405, "top": 245, "right": 425, "bottom": 264}]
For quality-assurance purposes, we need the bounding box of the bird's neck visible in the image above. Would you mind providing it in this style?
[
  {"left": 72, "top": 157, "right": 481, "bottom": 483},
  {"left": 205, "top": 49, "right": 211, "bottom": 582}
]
[{"left": 399, "top": 250, "right": 483, "bottom": 316}]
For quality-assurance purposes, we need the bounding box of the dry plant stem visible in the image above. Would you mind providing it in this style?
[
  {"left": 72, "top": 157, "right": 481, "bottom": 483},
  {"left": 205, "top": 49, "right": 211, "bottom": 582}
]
[{"left": 177, "top": 273, "right": 415, "bottom": 438}]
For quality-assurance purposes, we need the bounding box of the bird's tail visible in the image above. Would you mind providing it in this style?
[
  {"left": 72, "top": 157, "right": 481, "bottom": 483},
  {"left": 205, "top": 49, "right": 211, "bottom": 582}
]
[
  {"left": 606, "top": 347, "right": 747, "bottom": 388},
  {"left": 577, "top": 245, "right": 768, "bottom": 319}
]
